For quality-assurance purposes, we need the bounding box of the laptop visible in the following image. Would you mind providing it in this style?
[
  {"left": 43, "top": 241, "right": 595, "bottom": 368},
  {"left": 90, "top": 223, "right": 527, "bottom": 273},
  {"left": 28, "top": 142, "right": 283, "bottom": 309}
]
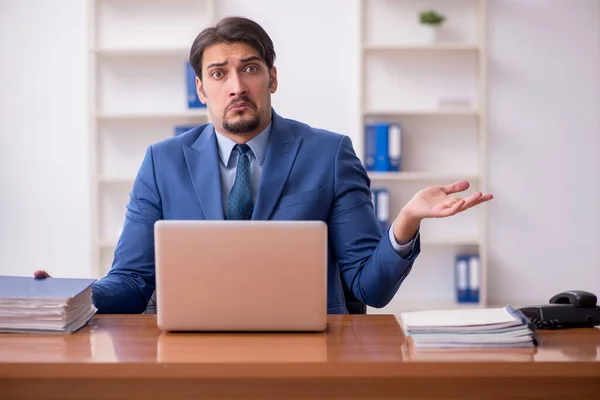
[{"left": 154, "top": 220, "right": 328, "bottom": 332}]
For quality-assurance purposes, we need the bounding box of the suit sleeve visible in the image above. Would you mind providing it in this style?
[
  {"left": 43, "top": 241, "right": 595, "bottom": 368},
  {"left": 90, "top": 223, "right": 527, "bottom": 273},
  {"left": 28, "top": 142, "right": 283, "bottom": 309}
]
[
  {"left": 329, "top": 136, "right": 420, "bottom": 308},
  {"left": 91, "top": 146, "right": 162, "bottom": 313}
]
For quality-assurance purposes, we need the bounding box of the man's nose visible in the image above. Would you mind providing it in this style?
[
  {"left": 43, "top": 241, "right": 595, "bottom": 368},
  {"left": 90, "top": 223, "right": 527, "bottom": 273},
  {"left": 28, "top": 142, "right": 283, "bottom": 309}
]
[{"left": 228, "top": 72, "right": 248, "bottom": 97}]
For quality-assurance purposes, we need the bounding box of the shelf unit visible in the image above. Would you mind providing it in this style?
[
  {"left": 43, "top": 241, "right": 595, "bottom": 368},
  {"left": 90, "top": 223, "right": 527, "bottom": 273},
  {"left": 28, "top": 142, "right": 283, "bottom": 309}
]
[
  {"left": 365, "top": 108, "right": 480, "bottom": 117},
  {"left": 88, "top": 0, "right": 216, "bottom": 278},
  {"left": 93, "top": 48, "right": 190, "bottom": 57},
  {"left": 363, "top": 43, "right": 480, "bottom": 52},
  {"left": 358, "top": 0, "right": 488, "bottom": 312},
  {"left": 96, "top": 109, "right": 209, "bottom": 120},
  {"left": 87, "top": 0, "right": 488, "bottom": 314},
  {"left": 369, "top": 172, "right": 481, "bottom": 182}
]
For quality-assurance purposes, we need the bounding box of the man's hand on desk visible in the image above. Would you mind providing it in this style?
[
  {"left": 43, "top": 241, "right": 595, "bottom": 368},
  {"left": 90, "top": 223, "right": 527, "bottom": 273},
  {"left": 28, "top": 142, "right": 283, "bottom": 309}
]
[
  {"left": 392, "top": 180, "right": 494, "bottom": 244},
  {"left": 33, "top": 270, "right": 52, "bottom": 279}
]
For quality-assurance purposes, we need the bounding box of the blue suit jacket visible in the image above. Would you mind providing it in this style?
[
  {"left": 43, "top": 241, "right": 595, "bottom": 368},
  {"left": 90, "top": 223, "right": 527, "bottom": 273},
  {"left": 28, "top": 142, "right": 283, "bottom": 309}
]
[{"left": 92, "top": 110, "right": 420, "bottom": 314}]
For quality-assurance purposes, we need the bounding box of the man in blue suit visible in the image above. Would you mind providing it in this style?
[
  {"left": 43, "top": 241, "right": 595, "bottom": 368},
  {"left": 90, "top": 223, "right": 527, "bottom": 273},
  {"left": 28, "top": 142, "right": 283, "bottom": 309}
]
[{"left": 35, "top": 17, "right": 492, "bottom": 314}]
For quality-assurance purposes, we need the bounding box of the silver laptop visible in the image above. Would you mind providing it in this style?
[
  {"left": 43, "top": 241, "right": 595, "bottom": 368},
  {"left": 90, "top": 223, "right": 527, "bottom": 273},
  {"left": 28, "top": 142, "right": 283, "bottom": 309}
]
[{"left": 154, "top": 220, "right": 327, "bottom": 332}]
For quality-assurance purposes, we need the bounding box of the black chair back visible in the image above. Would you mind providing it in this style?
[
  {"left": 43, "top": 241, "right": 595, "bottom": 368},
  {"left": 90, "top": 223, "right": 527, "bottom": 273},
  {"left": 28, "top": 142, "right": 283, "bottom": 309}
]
[{"left": 342, "top": 277, "right": 366, "bottom": 314}]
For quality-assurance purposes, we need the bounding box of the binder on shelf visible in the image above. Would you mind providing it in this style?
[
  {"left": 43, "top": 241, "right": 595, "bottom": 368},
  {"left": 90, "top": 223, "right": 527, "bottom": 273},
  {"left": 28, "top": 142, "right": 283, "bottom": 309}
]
[
  {"left": 455, "top": 254, "right": 480, "bottom": 304},
  {"left": 389, "top": 123, "right": 402, "bottom": 172},
  {"left": 364, "top": 122, "right": 402, "bottom": 172},
  {"left": 174, "top": 125, "right": 197, "bottom": 136},
  {"left": 364, "top": 124, "right": 376, "bottom": 171},
  {"left": 186, "top": 62, "right": 206, "bottom": 109},
  {"left": 374, "top": 123, "right": 390, "bottom": 171},
  {"left": 372, "top": 188, "right": 390, "bottom": 232},
  {"left": 455, "top": 255, "right": 469, "bottom": 303},
  {"left": 468, "top": 255, "right": 480, "bottom": 303}
]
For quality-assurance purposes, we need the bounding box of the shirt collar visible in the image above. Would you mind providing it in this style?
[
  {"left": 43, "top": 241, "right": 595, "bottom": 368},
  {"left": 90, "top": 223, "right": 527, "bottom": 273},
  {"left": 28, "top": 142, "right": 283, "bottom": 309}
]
[{"left": 214, "top": 122, "right": 271, "bottom": 167}]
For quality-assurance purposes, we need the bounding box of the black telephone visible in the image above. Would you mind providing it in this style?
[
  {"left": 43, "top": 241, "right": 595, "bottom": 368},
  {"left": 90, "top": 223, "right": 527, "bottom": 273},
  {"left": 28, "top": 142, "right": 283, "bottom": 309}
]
[{"left": 518, "top": 290, "right": 600, "bottom": 329}]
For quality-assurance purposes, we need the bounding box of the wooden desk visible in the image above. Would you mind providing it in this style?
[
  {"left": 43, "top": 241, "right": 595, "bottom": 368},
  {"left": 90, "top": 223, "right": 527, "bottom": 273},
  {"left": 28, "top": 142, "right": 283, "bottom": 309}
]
[{"left": 0, "top": 315, "right": 599, "bottom": 399}]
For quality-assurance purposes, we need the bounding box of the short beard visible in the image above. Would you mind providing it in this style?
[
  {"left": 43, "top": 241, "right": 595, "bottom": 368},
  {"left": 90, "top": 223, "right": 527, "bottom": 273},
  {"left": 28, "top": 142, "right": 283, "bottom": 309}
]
[{"left": 222, "top": 114, "right": 260, "bottom": 135}]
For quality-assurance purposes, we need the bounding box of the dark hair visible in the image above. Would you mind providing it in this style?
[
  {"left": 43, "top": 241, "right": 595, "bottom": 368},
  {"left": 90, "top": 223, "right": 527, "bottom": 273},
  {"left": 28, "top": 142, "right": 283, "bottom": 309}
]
[{"left": 189, "top": 16, "right": 276, "bottom": 80}]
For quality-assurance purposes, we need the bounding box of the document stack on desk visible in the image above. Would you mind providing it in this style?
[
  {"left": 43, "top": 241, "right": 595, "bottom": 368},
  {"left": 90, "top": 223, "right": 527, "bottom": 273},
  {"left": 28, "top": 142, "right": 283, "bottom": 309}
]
[
  {"left": 0, "top": 276, "right": 97, "bottom": 333},
  {"left": 399, "top": 306, "right": 537, "bottom": 349}
]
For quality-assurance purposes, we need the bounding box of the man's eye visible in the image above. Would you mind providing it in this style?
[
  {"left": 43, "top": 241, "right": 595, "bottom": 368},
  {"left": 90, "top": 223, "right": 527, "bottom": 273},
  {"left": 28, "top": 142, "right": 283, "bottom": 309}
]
[
  {"left": 211, "top": 71, "right": 223, "bottom": 79},
  {"left": 245, "top": 66, "right": 258, "bottom": 73}
]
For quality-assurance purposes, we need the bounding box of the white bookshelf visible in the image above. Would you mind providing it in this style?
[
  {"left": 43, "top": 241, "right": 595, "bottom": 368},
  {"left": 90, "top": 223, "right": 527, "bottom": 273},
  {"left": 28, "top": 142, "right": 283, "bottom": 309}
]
[
  {"left": 88, "top": 0, "right": 216, "bottom": 278},
  {"left": 359, "top": 0, "right": 489, "bottom": 312},
  {"left": 96, "top": 109, "right": 209, "bottom": 120},
  {"left": 363, "top": 43, "right": 480, "bottom": 52},
  {"left": 369, "top": 172, "right": 481, "bottom": 182},
  {"left": 86, "top": 0, "right": 488, "bottom": 314},
  {"left": 365, "top": 108, "right": 480, "bottom": 117},
  {"left": 93, "top": 48, "right": 190, "bottom": 57}
]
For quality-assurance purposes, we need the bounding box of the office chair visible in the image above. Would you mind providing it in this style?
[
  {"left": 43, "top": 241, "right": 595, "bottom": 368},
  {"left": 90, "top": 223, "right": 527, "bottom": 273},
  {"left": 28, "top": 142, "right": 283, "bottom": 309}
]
[
  {"left": 343, "top": 280, "right": 367, "bottom": 315},
  {"left": 144, "top": 291, "right": 157, "bottom": 314}
]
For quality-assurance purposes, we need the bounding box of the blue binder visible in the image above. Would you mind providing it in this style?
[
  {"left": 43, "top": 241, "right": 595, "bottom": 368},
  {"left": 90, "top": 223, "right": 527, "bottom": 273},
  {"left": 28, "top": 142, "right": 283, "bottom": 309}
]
[
  {"left": 372, "top": 188, "right": 390, "bottom": 232},
  {"left": 364, "top": 124, "right": 376, "bottom": 171},
  {"left": 455, "top": 255, "right": 470, "bottom": 303},
  {"left": 174, "top": 125, "right": 197, "bottom": 136},
  {"left": 467, "top": 255, "right": 480, "bottom": 303},
  {"left": 186, "top": 62, "right": 206, "bottom": 109},
  {"left": 373, "top": 123, "right": 390, "bottom": 171},
  {"left": 388, "top": 123, "right": 402, "bottom": 172}
]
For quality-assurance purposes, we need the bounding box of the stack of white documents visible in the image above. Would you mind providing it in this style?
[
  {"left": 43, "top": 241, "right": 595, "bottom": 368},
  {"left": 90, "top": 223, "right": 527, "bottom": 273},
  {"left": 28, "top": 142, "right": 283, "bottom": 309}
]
[
  {"left": 399, "top": 306, "right": 537, "bottom": 349},
  {"left": 0, "top": 275, "right": 97, "bottom": 333}
]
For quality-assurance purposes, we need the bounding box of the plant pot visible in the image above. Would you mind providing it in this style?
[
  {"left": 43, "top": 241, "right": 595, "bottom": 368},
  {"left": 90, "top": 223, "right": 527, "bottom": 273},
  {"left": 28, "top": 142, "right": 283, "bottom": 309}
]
[{"left": 415, "top": 25, "right": 440, "bottom": 44}]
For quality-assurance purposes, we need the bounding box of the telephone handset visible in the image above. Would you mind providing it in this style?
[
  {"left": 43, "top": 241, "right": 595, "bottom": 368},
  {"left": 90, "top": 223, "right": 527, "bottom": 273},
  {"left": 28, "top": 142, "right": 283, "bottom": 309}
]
[{"left": 518, "top": 290, "right": 600, "bottom": 329}]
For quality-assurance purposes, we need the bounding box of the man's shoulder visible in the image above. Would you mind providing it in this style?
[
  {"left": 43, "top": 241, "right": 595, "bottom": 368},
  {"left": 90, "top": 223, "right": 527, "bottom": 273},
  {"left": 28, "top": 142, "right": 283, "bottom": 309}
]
[{"left": 281, "top": 117, "right": 346, "bottom": 146}]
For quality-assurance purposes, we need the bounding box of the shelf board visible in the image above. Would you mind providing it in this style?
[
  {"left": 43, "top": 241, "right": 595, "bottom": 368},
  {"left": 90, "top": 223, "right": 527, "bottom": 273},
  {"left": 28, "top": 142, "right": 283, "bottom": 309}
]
[
  {"left": 96, "top": 110, "right": 209, "bottom": 120},
  {"left": 365, "top": 108, "right": 479, "bottom": 117},
  {"left": 368, "top": 300, "right": 484, "bottom": 314},
  {"left": 421, "top": 238, "right": 480, "bottom": 246},
  {"left": 92, "top": 48, "right": 189, "bottom": 57},
  {"left": 368, "top": 172, "right": 480, "bottom": 182},
  {"left": 363, "top": 43, "right": 480, "bottom": 52}
]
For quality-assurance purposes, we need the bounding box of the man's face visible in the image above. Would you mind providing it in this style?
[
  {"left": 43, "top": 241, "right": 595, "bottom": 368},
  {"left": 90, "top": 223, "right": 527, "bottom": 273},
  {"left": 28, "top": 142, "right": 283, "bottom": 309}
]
[{"left": 196, "top": 42, "right": 277, "bottom": 137}]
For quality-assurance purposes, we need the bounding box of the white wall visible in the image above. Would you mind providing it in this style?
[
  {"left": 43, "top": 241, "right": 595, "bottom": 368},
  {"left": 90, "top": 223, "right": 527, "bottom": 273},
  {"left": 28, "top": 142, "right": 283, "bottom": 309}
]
[
  {"left": 0, "top": 0, "right": 598, "bottom": 304},
  {"left": 0, "top": 0, "right": 91, "bottom": 278},
  {"left": 487, "top": 0, "right": 600, "bottom": 304}
]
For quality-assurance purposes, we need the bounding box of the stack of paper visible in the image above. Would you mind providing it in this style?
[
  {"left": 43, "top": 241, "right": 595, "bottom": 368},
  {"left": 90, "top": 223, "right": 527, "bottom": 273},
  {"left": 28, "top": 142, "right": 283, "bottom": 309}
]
[
  {"left": 399, "top": 306, "right": 537, "bottom": 349},
  {"left": 0, "top": 276, "right": 97, "bottom": 333}
]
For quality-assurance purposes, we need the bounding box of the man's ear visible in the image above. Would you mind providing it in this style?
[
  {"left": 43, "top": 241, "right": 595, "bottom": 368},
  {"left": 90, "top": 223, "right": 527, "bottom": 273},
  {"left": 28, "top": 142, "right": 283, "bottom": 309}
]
[
  {"left": 196, "top": 76, "right": 207, "bottom": 104},
  {"left": 268, "top": 66, "right": 278, "bottom": 94}
]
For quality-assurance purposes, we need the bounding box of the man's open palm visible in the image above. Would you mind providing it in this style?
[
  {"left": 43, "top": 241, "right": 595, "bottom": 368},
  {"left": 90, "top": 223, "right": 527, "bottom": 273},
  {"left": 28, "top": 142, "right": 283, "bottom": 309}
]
[
  {"left": 404, "top": 181, "right": 493, "bottom": 220},
  {"left": 33, "top": 270, "right": 52, "bottom": 279}
]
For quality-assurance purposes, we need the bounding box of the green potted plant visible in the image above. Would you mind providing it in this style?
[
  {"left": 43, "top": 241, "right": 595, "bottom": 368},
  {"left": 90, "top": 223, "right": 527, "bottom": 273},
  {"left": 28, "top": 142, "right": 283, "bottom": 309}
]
[{"left": 417, "top": 9, "right": 445, "bottom": 43}]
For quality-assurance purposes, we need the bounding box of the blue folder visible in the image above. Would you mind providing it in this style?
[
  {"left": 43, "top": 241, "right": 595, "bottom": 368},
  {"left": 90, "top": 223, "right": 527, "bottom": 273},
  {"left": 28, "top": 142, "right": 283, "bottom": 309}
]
[
  {"left": 186, "top": 62, "right": 206, "bottom": 109},
  {"left": 0, "top": 275, "right": 96, "bottom": 299},
  {"left": 174, "top": 125, "right": 197, "bottom": 136}
]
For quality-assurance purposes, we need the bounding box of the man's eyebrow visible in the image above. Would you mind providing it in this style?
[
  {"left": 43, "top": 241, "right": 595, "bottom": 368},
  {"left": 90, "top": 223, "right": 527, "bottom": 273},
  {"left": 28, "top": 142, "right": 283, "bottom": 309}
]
[
  {"left": 240, "top": 56, "right": 262, "bottom": 63},
  {"left": 206, "top": 60, "right": 228, "bottom": 69},
  {"left": 205, "top": 56, "right": 262, "bottom": 70}
]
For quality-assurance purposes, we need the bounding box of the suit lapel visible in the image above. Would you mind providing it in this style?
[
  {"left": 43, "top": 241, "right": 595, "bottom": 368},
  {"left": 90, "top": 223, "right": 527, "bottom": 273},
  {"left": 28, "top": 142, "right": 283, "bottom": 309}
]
[
  {"left": 252, "top": 111, "right": 302, "bottom": 220},
  {"left": 183, "top": 125, "right": 225, "bottom": 220}
]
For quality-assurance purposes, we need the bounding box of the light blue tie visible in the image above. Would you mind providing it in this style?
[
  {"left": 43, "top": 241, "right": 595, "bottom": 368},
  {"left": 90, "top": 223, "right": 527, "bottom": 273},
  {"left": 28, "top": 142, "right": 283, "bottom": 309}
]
[{"left": 227, "top": 144, "right": 253, "bottom": 220}]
